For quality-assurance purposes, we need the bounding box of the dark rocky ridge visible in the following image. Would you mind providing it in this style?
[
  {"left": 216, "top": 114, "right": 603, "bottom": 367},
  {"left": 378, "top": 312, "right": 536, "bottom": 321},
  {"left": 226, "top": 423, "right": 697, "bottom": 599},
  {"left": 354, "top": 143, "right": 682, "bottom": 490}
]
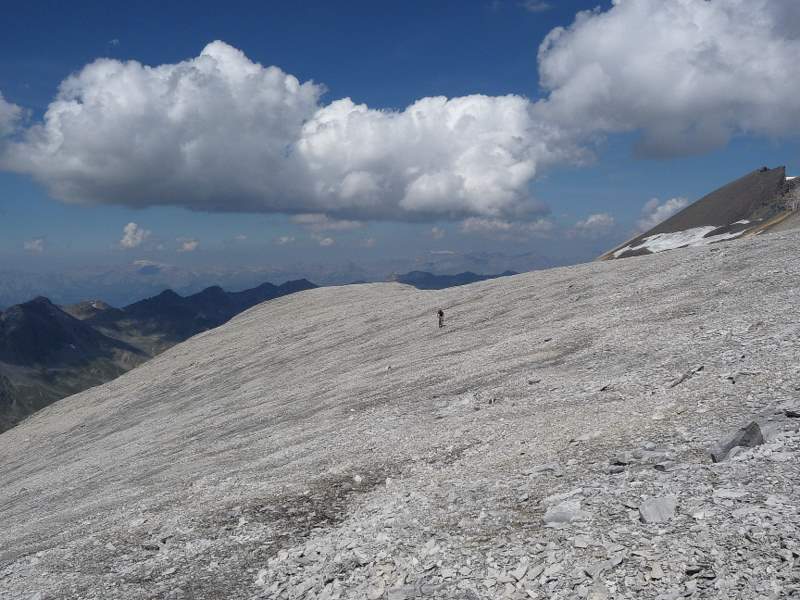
[
  {"left": 0, "top": 297, "right": 140, "bottom": 366},
  {"left": 89, "top": 279, "right": 317, "bottom": 350},
  {"left": 640, "top": 166, "right": 786, "bottom": 235},
  {"left": 603, "top": 166, "right": 800, "bottom": 260},
  {"left": 0, "top": 279, "right": 317, "bottom": 433},
  {"left": 0, "top": 298, "right": 145, "bottom": 433}
]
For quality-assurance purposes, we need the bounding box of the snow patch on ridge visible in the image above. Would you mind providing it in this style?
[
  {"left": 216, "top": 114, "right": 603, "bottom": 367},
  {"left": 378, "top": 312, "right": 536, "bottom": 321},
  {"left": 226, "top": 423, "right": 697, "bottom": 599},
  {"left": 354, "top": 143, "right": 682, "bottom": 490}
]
[{"left": 614, "top": 225, "right": 749, "bottom": 258}]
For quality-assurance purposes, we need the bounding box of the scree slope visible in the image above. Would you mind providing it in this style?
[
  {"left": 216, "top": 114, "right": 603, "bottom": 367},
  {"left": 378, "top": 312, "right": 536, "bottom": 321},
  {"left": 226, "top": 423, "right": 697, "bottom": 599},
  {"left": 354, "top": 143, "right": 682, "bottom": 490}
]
[{"left": 2, "top": 231, "right": 800, "bottom": 599}]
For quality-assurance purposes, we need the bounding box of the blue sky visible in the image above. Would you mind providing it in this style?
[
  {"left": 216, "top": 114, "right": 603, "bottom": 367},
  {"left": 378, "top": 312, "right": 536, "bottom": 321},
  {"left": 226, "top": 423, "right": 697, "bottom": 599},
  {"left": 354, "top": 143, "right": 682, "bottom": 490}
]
[{"left": 1, "top": 0, "right": 799, "bottom": 304}]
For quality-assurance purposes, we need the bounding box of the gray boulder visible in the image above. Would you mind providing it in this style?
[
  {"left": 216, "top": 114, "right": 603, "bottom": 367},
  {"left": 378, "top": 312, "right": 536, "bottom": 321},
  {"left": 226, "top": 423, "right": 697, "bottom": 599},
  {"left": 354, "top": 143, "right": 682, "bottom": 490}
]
[
  {"left": 543, "top": 500, "right": 589, "bottom": 527},
  {"left": 709, "top": 421, "right": 764, "bottom": 462},
  {"left": 639, "top": 496, "right": 677, "bottom": 524}
]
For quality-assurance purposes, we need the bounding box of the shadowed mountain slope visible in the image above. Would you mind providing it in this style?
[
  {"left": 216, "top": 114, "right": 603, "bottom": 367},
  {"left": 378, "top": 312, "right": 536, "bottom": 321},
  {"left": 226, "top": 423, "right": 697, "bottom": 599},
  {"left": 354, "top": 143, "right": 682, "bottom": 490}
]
[
  {"left": 0, "top": 298, "right": 146, "bottom": 432},
  {"left": 603, "top": 166, "right": 800, "bottom": 259},
  {"left": 0, "top": 280, "right": 317, "bottom": 433},
  {"left": 2, "top": 230, "right": 800, "bottom": 598},
  {"left": 0, "top": 297, "right": 139, "bottom": 366},
  {"left": 87, "top": 279, "right": 317, "bottom": 353}
]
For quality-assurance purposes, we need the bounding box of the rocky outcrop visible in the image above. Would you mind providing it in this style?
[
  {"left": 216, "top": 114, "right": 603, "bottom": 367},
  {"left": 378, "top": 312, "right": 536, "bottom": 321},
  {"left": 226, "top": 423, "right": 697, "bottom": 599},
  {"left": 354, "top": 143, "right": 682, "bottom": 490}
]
[{"left": 603, "top": 166, "right": 799, "bottom": 260}]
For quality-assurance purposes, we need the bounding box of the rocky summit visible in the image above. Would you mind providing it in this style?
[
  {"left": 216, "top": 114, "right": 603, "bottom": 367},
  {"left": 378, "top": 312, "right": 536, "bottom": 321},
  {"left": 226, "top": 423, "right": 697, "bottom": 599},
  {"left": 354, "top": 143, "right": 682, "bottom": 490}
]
[
  {"left": 602, "top": 166, "right": 800, "bottom": 260},
  {"left": 2, "top": 230, "right": 800, "bottom": 599}
]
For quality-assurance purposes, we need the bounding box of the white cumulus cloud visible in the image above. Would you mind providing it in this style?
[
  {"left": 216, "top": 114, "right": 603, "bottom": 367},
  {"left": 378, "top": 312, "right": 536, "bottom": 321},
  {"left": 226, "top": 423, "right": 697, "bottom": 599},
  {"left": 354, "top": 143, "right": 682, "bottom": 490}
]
[
  {"left": 2, "top": 2, "right": 800, "bottom": 223},
  {"left": 637, "top": 197, "right": 690, "bottom": 231},
  {"left": 119, "top": 222, "right": 151, "bottom": 248},
  {"left": 430, "top": 226, "right": 445, "bottom": 240},
  {"left": 274, "top": 235, "right": 295, "bottom": 245},
  {"left": 0, "top": 92, "right": 23, "bottom": 138},
  {"left": 2, "top": 42, "right": 321, "bottom": 214},
  {"left": 535, "top": 0, "right": 800, "bottom": 157},
  {"left": 177, "top": 238, "right": 199, "bottom": 252},
  {"left": 573, "top": 213, "right": 615, "bottom": 238},
  {"left": 23, "top": 237, "right": 45, "bottom": 253},
  {"left": 0, "top": 41, "right": 564, "bottom": 223},
  {"left": 460, "top": 217, "right": 554, "bottom": 240},
  {"left": 313, "top": 234, "right": 334, "bottom": 247},
  {"left": 297, "top": 95, "right": 562, "bottom": 221}
]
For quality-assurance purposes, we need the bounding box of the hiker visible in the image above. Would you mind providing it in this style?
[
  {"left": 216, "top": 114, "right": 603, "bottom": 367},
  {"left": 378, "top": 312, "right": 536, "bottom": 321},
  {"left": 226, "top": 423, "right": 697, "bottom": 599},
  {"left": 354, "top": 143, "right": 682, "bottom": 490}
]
[{"left": 437, "top": 308, "right": 445, "bottom": 328}]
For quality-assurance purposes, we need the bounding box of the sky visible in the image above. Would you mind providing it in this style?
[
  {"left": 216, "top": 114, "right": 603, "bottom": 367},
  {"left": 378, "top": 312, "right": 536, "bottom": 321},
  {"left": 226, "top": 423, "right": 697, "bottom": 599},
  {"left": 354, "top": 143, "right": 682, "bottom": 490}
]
[{"left": 1, "top": 0, "right": 800, "bottom": 305}]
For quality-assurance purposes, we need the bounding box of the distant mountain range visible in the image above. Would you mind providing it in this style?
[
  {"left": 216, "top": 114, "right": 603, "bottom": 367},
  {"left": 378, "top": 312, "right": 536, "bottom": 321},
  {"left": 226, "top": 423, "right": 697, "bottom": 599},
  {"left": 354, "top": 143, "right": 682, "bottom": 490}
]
[
  {"left": 0, "top": 251, "right": 559, "bottom": 309},
  {"left": 0, "top": 279, "right": 316, "bottom": 432},
  {"left": 392, "top": 270, "right": 518, "bottom": 290},
  {"left": 0, "top": 297, "right": 147, "bottom": 432},
  {"left": 73, "top": 279, "right": 316, "bottom": 356},
  {"left": 602, "top": 166, "right": 800, "bottom": 260}
]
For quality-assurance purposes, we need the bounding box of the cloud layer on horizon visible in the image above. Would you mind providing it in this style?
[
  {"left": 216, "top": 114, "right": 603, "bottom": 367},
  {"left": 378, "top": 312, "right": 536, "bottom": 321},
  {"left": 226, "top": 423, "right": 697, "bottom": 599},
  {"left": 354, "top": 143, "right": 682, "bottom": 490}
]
[{"left": 1, "top": 0, "right": 799, "bottom": 225}]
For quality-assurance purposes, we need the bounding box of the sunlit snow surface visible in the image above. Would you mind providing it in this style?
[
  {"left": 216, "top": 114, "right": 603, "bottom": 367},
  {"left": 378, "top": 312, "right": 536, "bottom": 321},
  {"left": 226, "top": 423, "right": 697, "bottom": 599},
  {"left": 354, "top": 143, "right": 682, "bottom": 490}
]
[{"left": 613, "top": 225, "right": 749, "bottom": 258}]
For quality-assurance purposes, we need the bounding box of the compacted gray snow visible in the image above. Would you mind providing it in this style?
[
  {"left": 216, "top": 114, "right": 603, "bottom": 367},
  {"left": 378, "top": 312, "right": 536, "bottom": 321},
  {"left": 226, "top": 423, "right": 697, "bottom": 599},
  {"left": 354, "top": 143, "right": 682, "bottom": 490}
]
[{"left": 2, "top": 230, "right": 800, "bottom": 599}]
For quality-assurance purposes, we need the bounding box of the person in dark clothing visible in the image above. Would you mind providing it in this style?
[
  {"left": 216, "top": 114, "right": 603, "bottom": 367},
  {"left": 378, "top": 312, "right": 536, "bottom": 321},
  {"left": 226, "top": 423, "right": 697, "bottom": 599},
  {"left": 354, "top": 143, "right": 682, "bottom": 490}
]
[{"left": 437, "top": 308, "right": 445, "bottom": 328}]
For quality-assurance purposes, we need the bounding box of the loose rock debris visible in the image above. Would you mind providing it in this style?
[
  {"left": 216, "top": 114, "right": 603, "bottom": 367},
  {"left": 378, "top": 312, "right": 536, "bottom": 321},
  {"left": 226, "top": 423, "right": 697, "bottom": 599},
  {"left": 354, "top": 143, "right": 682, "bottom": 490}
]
[{"left": 3, "top": 231, "right": 800, "bottom": 598}]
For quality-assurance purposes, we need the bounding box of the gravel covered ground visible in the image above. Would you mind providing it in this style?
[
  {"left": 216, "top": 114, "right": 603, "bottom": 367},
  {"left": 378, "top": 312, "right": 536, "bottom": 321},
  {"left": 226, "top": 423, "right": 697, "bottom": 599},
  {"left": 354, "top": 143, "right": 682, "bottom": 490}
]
[{"left": 2, "top": 230, "right": 800, "bottom": 599}]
